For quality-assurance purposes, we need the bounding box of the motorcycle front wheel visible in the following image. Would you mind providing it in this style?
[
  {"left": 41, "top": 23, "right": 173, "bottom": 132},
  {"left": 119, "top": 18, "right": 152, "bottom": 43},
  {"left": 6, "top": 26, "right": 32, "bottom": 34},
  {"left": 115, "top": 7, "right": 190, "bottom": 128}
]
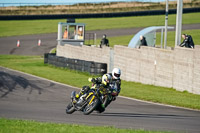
[
  {"left": 83, "top": 95, "right": 99, "bottom": 115},
  {"left": 66, "top": 102, "right": 75, "bottom": 114}
]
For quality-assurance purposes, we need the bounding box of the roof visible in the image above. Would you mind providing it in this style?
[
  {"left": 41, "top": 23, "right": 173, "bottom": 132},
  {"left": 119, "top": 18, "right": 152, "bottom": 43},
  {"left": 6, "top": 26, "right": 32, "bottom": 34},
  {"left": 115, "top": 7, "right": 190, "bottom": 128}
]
[
  {"left": 128, "top": 26, "right": 174, "bottom": 48},
  {"left": 58, "top": 22, "right": 85, "bottom": 26}
]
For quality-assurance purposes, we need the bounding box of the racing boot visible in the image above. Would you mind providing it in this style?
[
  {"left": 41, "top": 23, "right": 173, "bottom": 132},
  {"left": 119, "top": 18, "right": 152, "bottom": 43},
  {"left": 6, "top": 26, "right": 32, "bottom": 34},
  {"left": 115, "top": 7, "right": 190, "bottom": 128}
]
[{"left": 73, "top": 93, "right": 80, "bottom": 103}]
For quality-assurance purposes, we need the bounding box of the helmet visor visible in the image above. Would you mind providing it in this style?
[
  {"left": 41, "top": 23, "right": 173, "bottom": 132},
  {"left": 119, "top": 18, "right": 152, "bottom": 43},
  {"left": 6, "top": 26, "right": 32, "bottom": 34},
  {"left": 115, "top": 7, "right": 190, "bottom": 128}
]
[{"left": 114, "top": 73, "right": 120, "bottom": 78}]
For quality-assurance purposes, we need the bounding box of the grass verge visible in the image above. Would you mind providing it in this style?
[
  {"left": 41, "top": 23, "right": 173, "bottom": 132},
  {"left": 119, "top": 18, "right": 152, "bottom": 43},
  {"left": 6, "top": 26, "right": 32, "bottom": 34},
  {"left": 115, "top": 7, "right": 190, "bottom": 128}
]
[
  {"left": 0, "top": 12, "right": 200, "bottom": 37},
  {"left": 0, "top": 55, "right": 200, "bottom": 110},
  {"left": 0, "top": 118, "right": 172, "bottom": 133}
]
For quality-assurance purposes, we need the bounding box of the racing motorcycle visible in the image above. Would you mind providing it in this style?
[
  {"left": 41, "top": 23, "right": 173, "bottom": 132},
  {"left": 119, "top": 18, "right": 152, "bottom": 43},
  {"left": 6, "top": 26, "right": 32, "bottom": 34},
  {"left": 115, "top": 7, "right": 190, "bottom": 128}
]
[
  {"left": 66, "top": 81, "right": 118, "bottom": 115},
  {"left": 66, "top": 86, "right": 101, "bottom": 115}
]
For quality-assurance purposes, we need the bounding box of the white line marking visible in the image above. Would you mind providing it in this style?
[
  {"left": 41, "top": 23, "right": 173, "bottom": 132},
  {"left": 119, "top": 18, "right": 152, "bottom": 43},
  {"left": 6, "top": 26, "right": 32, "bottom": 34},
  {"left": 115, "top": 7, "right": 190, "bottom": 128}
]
[
  {"left": 0, "top": 66, "right": 80, "bottom": 90},
  {"left": 1, "top": 66, "right": 199, "bottom": 112},
  {"left": 118, "top": 95, "right": 200, "bottom": 112}
]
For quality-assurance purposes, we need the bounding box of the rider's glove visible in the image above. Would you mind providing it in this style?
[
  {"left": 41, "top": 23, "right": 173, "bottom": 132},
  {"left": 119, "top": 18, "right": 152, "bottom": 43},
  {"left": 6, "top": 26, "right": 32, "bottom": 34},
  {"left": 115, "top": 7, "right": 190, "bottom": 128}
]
[{"left": 88, "top": 77, "right": 93, "bottom": 82}]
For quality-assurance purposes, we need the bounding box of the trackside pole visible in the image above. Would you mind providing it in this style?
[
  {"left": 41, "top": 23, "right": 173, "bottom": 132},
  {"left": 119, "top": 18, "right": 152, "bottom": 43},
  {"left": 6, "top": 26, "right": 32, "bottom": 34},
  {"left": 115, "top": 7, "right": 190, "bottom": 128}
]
[
  {"left": 175, "top": 0, "right": 183, "bottom": 47},
  {"left": 164, "top": 0, "right": 169, "bottom": 49}
]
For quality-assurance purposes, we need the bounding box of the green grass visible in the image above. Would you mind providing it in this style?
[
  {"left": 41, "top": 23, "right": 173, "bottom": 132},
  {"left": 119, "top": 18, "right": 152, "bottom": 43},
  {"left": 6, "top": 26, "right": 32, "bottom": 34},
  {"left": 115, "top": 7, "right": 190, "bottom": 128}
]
[
  {"left": 96, "top": 35, "right": 133, "bottom": 47},
  {"left": 1, "top": 1, "right": 198, "bottom": 16},
  {"left": 98, "top": 29, "right": 200, "bottom": 47},
  {"left": 0, "top": 55, "right": 200, "bottom": 110},
  {"left": 0, "top": 118, "right": 172, "bottom": 133},
  {"left": 121, "top": 81, "right": 200, "bottom": 109},
  {"left": 50, "top": 48, "right": 56, "bottom": 53},
  {"left": 0, "top": 12, "right": 200, "bottom": 37},
  {"left": 156, "top": 29, "right": 200, "bottom": 47},
  {"left": 0, "top": 55, "right": 90, "bottom": 87}
]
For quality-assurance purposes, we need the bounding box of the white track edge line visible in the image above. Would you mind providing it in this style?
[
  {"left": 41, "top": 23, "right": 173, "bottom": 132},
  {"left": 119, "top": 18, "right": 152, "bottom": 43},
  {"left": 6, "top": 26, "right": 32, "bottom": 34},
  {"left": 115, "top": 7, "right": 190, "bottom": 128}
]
[
  {"left": 118, "top": 95, "right": 200, "bottom": 112},
  {"left": 1, "top": 66, "right": 199, "bottom": 112}
]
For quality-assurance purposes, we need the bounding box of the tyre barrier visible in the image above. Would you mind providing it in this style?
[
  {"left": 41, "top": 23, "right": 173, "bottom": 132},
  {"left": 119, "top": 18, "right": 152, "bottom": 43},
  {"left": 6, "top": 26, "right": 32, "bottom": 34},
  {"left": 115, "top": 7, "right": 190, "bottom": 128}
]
[{"left": 44, "top": 53, "right": 107, "bottom": 75}]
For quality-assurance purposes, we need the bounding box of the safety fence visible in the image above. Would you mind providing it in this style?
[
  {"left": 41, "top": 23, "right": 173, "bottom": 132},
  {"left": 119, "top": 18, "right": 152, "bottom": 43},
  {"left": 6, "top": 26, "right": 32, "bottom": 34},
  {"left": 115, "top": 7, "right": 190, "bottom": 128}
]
[{"left": 44, "top": 53, "right": 107, "bottom": 75}]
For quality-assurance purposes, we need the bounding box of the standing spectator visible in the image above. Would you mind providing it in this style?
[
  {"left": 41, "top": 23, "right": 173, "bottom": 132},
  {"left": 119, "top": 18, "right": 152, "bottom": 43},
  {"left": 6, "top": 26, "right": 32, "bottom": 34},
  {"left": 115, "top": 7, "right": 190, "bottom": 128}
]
[
  {"left": 77, "top": 26, "right": 83, "bottom": 40},
  {"left": 140, "top": 35, "right": 148, "bottom": 47},
  {"left": 63, "top": 27, "right": 68, "bottom": 39},
  {"left": 179, "top": 34, "right": 195, "bottom": 49},
  {"left": 100, "top": 34, "right": 109, "bottom": 48}
]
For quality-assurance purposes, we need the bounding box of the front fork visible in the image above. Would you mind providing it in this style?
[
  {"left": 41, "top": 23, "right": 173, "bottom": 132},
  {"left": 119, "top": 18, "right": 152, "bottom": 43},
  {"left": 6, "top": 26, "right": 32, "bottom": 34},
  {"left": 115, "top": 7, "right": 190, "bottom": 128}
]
[{"left": 70, "top": 91, "right": 78, "bottom": 106}]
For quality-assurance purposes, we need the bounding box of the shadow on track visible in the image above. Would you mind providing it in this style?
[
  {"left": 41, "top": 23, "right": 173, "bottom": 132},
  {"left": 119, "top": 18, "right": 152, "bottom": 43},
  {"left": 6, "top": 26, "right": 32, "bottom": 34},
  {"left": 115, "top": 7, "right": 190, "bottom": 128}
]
[
  {"left": 93, "top": 112, "right": 191, "bottom": 119},
  {"left": 0, "top": 71, "right": 44, "bottom": 98},
  {"left": 10, "top": 48, "right": 18, "bottom": 54}
]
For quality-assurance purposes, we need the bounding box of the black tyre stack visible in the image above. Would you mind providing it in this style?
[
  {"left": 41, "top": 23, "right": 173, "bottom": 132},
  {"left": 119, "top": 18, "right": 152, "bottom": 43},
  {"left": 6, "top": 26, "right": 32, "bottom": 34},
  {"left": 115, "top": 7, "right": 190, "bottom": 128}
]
[
  {"left": 44, "top": 53, "right": 107, "bottom": 75},
  {"left": 44, "top": 53, "right": 55, "bottom": 64},
  {"left": 90, "top": 62, "right": 107, "bottom": 75}
]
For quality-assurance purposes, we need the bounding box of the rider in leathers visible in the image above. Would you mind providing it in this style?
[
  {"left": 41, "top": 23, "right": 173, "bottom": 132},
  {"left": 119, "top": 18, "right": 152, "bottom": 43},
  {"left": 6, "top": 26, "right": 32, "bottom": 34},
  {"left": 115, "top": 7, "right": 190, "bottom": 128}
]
[
  {"left": 75, "top": 68, "right": 121, "bottom": 107},
  {"left": 107, "top": 68, "right": 121, "bottom": 100},
  {"left": 86, "top": 68, "right": 121, "bottom": 99},
  {"left": 75, "top": 74, "right": 111, "bottom": 101}
]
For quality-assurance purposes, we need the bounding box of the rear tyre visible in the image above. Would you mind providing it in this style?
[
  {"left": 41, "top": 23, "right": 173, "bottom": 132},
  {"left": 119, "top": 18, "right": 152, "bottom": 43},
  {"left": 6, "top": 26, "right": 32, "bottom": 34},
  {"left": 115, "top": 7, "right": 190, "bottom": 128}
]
[
  {"left": 66, "top": 102, "right": 75, "bottom": 114},
  {"left": 104, "top": 96, "right": 112, "bottom": 108},
  {"left": 96, "top": 105, "right": 105, "bottom": 113}
]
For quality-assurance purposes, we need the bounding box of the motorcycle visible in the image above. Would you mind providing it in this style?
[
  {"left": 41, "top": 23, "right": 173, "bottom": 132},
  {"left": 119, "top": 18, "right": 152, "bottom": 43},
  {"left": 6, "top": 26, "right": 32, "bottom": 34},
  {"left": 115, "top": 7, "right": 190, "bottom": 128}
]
[
  {"left": 66, "top": 86, "right": 101, "bottom": 115},
  {"left": 66, "top": 81, "right": 119, "bottom": 115}
]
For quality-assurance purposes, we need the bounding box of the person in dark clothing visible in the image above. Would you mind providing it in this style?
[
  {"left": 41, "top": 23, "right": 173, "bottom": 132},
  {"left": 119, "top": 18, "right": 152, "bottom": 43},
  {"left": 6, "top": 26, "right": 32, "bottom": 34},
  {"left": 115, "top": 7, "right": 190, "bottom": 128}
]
[
  {"left": 179, "top": 34, "right": 195, "bottom": 49},
  {"left": 100, "top": 34, "right": 109, "bottom": 48},
  {"left": 140, "top": 35, "right": 148, "bottom": 47},
  {"left": 76, "top": 68, "right": 121, "bottom": 103},
  {"left": 88, "top": 68, "right": 121, "bottom": 97}
]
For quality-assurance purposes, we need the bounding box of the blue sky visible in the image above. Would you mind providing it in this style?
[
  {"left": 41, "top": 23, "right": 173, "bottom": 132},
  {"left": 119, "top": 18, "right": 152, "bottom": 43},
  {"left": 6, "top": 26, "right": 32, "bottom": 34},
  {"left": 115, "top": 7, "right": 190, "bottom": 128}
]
[
  {"left": 0, "top": 0, "right": 163, "bottom": 4},
  {"left": 0, "top": 0, "right": 165, "bottom": 7}
]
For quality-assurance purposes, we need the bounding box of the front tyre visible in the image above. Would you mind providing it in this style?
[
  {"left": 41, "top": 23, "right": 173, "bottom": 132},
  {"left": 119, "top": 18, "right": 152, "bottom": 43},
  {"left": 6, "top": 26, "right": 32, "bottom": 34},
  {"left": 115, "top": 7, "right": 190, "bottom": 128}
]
[
  {"left": 66, "top": 102, "right": 75, "bottom": 114},
  {"left": 83, "top": 96, "right": 99, "bottom": 115}
]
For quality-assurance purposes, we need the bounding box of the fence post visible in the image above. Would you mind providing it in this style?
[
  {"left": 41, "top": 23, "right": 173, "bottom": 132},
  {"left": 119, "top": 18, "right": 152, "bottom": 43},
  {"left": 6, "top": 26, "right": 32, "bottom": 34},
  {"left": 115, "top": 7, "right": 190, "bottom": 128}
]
[
  {"left": 175, "top": 0, "right": 183, "bottom": 47},
  {"left": 58, "top": 23, "right": 62, "bottom": 45},
  {"left": 109, "top": 49, "right": 114, "bottom": 73},
  {"left": 94, "top": 33, "right": 97, "bottom": 45}
]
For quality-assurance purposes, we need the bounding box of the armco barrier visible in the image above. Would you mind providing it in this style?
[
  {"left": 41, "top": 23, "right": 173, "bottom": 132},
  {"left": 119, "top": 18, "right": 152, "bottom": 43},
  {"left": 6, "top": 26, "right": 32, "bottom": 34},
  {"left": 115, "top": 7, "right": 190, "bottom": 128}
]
[{"left": 44, "top": 53, "right": 107, "bottom": 75}]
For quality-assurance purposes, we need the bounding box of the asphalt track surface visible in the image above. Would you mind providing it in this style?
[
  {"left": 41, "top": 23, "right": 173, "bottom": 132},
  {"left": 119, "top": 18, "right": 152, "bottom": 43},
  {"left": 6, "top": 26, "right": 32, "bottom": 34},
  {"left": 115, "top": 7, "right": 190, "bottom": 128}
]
[
  {"left": 0, "top": 67, "right": 200, "bottom": 133},
  {"left": 0, "top": 23, "right": 200, "bottom": 55}
]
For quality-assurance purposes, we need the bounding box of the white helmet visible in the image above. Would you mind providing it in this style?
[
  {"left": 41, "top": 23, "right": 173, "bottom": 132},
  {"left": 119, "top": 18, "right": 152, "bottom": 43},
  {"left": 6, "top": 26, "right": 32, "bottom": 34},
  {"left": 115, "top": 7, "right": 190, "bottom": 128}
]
[{"left": 112, "top": 68, "right": 121, "bottom": 79}]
